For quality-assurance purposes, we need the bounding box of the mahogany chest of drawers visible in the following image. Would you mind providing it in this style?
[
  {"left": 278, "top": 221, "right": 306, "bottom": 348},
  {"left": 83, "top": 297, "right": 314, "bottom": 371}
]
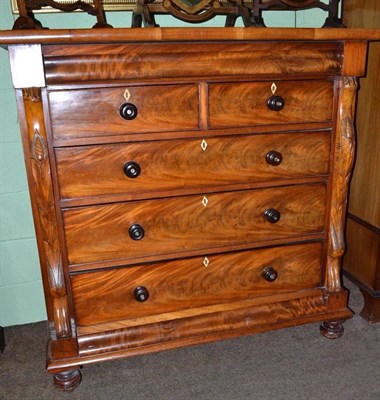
[{"left": 1, "top": 27, "right": 379, "bottom": 391}]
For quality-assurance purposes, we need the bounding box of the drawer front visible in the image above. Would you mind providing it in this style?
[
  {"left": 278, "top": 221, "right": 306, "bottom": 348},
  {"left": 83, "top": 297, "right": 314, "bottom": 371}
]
[
  {"left": 71, "top": 242, "right": 323, "bottom": 326},
  {"left": 49, "top": 84, "right": 199, "bottom": 139},
  {"left": 64, "top": 184, "right": 326, "bottom": 266},
  {"left": 44, "top": 42, "right": 341, "bottom": 83},
  {"left": 209, "top": 81, "right": 333, "bottom": 129},
  {"left": 56, "top": 131, "right": 330, "bottom": 201}
]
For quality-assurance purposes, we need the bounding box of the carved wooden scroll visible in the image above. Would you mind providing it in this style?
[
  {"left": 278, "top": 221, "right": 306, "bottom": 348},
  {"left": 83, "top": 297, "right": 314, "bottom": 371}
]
[
  {"left": 325, "top": 77, "right": 358, "bottom": 292},
  {"left": 249, "top": 0, "right": 342, "bottom": 28},
  {"left": 22, "top": 88, "right": 71, "bottom": 338},
  {"left": 132, "top": 0, "right": 342, "bottom": 28}
]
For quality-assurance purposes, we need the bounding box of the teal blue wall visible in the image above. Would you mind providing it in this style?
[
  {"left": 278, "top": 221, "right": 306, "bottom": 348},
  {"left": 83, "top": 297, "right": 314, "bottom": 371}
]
[{"left": 0, "top": 1, "right": 328, "bottom": 327}]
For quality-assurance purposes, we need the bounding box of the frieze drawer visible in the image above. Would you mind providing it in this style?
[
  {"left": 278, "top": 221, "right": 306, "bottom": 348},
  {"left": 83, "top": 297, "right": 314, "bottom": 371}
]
[
  {"left": 49, "top": 84, "right": 199, "bottom": 139},
  {"left": 43, "top": 41, "right": 342, "bottom": 84},
  {"left": 63, "top": 184, "right": 327, "bottom": 267},
  {"left": 71, "top": 242, "right": 323, "bottom": 327},
  {"left": 56, "top": 131, "right": 331, "bottom": 202},
  {"left": 208, "top": 80, "right": 333, "bottom": 129}
]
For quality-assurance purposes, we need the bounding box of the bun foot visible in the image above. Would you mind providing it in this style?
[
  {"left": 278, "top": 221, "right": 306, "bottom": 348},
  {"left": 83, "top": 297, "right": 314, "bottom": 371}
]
[
  {"left": 319, "top": 320, "right": 345, "bottom": 339},
  {"left": 53, "top": 370, "right": 82, "bottom": 392}
]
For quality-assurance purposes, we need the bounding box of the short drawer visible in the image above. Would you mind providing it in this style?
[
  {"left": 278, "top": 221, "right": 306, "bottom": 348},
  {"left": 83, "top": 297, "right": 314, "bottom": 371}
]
[
  {"left": 71, "top": 242, "right": 323, "bottom": 326},
  {"left": 208, "top": 81, "right": 333, "bottom": 129},
  {"left": 56, "top": 131, "right": 330, "bottom": 201},
  {"left": 63, "top": 184, "right": 326, "bottom": 266},
  {"left": 49, "top": 84, "right": 199, "bottom": 139}
]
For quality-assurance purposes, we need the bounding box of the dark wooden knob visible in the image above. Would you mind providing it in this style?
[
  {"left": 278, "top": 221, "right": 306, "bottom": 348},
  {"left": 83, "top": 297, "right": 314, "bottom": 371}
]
[
  {"left": 262, "top": 266, "right": 278, "bottom": 282},
  {"left": 267, "top": 95, "right": 285, "bottom": 111},
  {"left": 124, "top": 161, "right": 141, "bottom": 178},
  {"left": 120, "top": 103, "right": 138, "bottom": 120},
  {"left": 264, "top": 208, "right": 281, "bottom": 223},
  {"left": 266, "top": 150, "right": 283, "bottom": 166},
  {"left": 134, "top": 286, "right": 149, "bottom": 302},
  {"left": 129, "top": 224, "right": 145, "bottom": 240}
]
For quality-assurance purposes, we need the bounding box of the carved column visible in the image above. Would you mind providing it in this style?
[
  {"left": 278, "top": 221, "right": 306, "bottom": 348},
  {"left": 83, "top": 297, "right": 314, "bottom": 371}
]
[
  {"left": 22, "top": 88, "right": 71, "bottom": 338},
  {"left": 320, "top": 77, "right": 358, "bottom": 339},
  {"left": 325, "top": 77, "right": 358, "bottom": 293},
  {"left": 8, "top": 44, "right": 72, "bottom": 339}
]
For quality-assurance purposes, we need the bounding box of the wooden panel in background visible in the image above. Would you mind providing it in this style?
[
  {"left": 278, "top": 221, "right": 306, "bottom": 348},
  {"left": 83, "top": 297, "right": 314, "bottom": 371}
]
[
  {"left": 344, "top": 0, "right": 380, "bottom": 226},
  {"left": 344, "top": 217, "right": 380, "bottom": 289},
  {"left": 343, "top": 0, "right": 380, "bottom": 323}
]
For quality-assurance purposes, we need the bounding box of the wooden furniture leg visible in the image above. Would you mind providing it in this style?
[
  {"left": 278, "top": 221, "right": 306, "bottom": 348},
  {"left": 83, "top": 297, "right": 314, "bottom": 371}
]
[{"left": 53, "top": 370, "right": 82, "bottom": 392}]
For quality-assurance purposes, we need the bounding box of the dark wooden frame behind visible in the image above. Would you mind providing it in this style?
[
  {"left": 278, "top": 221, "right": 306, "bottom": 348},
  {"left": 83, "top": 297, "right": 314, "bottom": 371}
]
[
  {"left": 132, "top": 0, "right": 343, "bottom": 28},
  {"left": 12, "top": 0, "right": 343, "bottom": 29}
]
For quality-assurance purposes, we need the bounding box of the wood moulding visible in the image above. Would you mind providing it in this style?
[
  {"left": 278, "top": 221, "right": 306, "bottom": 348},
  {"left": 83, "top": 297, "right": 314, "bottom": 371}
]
[
  {"left": 1, "top": 28, "right": 380, "bottom": 46},
  {"left": 74, "top": 289, "right": 348, "bottom": 359}
]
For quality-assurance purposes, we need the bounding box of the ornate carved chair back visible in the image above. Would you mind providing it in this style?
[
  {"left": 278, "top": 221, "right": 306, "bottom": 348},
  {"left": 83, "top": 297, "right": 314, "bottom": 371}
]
[{"left": 12, "top": 0, "right": 112, "bottom": 30}]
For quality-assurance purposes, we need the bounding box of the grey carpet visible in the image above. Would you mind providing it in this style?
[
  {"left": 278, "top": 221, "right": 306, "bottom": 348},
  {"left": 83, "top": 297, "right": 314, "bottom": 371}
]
[{"left": 1, "top": 279, "right": 379, "bottom": 400}]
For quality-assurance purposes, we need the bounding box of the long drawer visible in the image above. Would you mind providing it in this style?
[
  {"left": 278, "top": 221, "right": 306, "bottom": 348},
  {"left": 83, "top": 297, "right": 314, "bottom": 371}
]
[
  {"left": 209, "top": 81, "right": 333, "bottom": 129},
  {"left": 71, "top": 242, "right": 323, "bottom": 327},
  {"left": 56, "top": 131, "right": 331, "bottom": 201},
  {"left": 43, "top": 42, "right": 341, "bottom": 83},
  {"left": 63, "top": 184, "right": 326, "bottom": 266},
  {"left": 49, "top": 84, "right": 199, "bottom": 139}
]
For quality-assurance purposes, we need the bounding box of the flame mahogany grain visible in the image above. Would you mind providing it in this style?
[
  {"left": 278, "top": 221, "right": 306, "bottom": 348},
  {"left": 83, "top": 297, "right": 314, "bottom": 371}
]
[
  {"left": 63, "top": 184, "right": 326, "bottom": 266},
  {"left": 55, "top": 131, "right": 331, "bottom": 201},
  {"left": 208, "top": 80, "right": 333, "bottom": 128},
  {"left": 71, "top": 242, "right": 323, "bottom": 326},
  {"left": 43, "top": 42, "right": 341, "bottom": 83},
  {"left": 49, "top": 84, "right": 199, "bottom": 139}
]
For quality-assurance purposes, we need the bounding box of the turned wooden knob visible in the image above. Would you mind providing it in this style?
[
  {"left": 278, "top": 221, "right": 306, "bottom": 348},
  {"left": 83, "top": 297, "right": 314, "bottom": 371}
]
[
  {"left": 266, "top": 150, "right": 283, "bottom": 166},
  {"left": 264, "top": 208, "right": 281, "bottom": 223},
  {"left": 129, "top": 224, "right": 145, "bottom": 240},
  {"left": 262, "top": 266, "right": 278, "bottom": 282},
  {"left": 124, "top": 161, "right": 141, "bottom": 178},
  {"left": 267, "top": 95, "right": 285, "bottom": 111},
  {"left": 120, "top": 103, "right": 138, "bottom": 120},
  {"left": 134, "top": 286, "right": 149, "bottom": 302}
]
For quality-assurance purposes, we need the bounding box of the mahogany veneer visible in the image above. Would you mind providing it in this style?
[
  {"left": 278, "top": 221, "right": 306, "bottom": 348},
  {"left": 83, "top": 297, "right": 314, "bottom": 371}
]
[
  {"left": 208, "top": 80, "right": 333, "bottom": 128},
  {"left": 72, "top": 242, "right": 323, "bottom": 327},
  {"left": 63, "top": 184, "right": 326, "bottom": 266},
  {"left": 55, "top": 131, "right": 331, "bottom": 202},
  {"left": 1, "top": 27, "right": 379, "bottom": 391},
  {"left": 49, "top": 85, "right": 199, "bottom": 138}
]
